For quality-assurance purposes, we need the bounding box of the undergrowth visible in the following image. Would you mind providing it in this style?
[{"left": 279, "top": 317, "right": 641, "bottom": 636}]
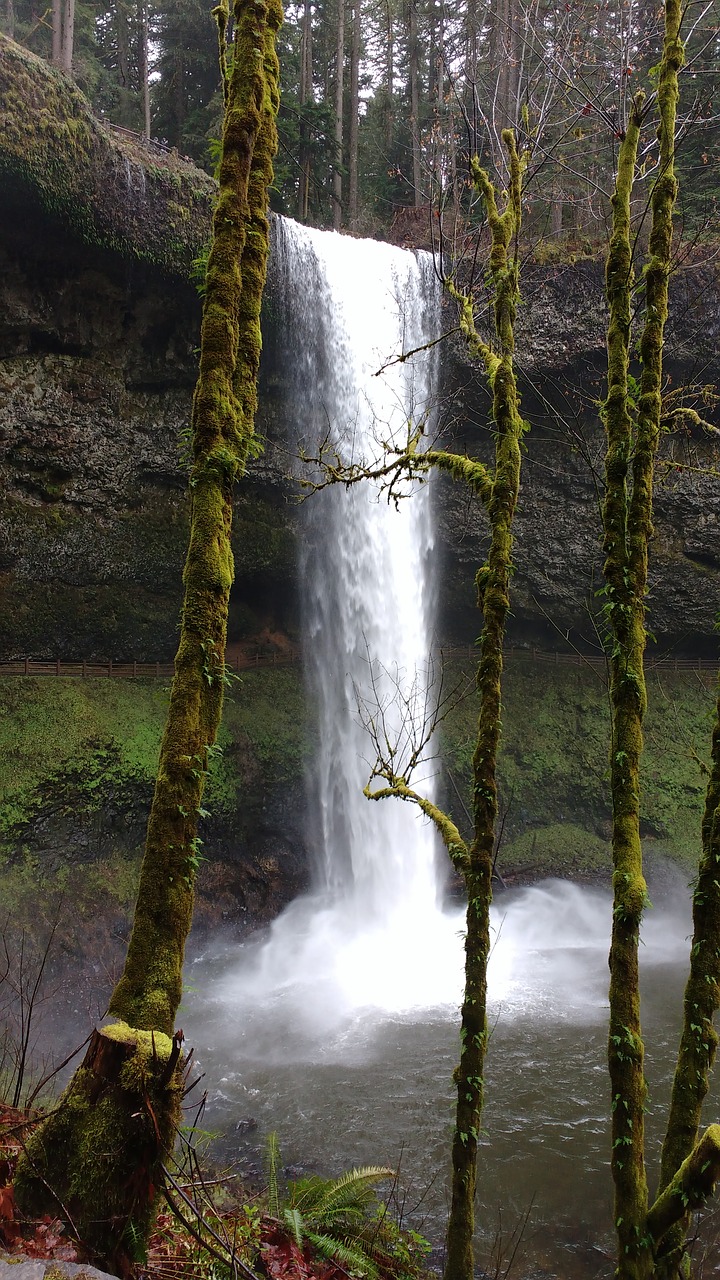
[{"left": 440, "top": 655, "right": 714, "bottom": 875}]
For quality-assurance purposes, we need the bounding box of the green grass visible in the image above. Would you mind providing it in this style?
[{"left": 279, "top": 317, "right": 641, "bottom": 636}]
[
  {"left": 0, "top": 668, "right": 310, "bottom": 839},
  {"left": 0, "top": 656, "right": 713, "bottom": 921},
  {"left": 440, "top": 655, "right": 715, "bottom": 877}
]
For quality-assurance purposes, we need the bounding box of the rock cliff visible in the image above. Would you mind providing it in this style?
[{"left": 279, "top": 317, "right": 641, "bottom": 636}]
[
  {"left": 2, "top": 38, "right": 720, "bottom": 980},
  {"left": 2, "top": 37, "right": 720, "bottom": 663}
]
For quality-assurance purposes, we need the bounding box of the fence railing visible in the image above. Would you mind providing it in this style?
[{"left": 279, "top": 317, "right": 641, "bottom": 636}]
[
  {"left": 0, "top": 650, "right": 300, "bottom": 679},
  {"left": 0, "top": 646, "right": 715, "bottom": 679}
]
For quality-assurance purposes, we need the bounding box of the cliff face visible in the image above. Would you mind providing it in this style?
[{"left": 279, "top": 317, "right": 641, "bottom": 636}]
[
  {"left": 437, "top": 353, "right": 720, "bottom": 652},
  {"left": 3, "top": 41, "right": 720, "bottom": 977},
  {"left": 0, "top": 38, "right": 298, "bottom": 660},
  {"left": 2, "top": 35, "right": 720, "bottom": 664}
]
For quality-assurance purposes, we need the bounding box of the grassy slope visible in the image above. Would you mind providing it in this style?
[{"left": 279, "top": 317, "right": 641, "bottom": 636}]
[
  {"left": 0, "top": 656, "right": 714, "bottom": 926},
  {"left": 440, "top": 655, "right": 715, "bottom": 878},
  {"left": 0, "top": 669, "right": 308, "bottom": 927}
]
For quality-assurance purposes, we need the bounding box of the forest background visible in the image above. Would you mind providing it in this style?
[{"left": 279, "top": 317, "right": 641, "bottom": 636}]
[{"left": 2, "top": 0, "right": 718, "bottom": 244}]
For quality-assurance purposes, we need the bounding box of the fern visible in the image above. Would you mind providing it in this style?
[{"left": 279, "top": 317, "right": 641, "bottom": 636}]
[
  {"left": 291, "top": 1166, "right": 392, "bottom": 1220},
  {"left": 265, "top": 1137, "right": 394, "bottom": 1277},
  {"left": 306, "top": 1229, "right": 380, "bottom": 1278},
  {"left": 282, "top": 1206, "right": 305, "bottom": 1249},
  {"left": 265, "top": 1131, "right": 280, "bottom": 1220}
]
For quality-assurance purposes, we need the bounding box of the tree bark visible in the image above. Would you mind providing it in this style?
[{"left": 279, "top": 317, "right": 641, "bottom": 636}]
[
  {"left": 13, "top": 0, "right": 282, "bottom": 1263},
  {"left": 602, "top": 92, "right": 651, "bottom": 1280},
  {"left": 384, "top": 0, "right": 393, "bottom": 152},
  {"left": 138, "top": 0, "right": 151, "bottom": 139},
  {"left": 649, "top": 1126, "right": 720, "bottom": 1246},
  {"left": 602, "top": 8, "right": 683, "bottom": 1272},
  {"left": 348, "top": 0, "right": 360, "bottom": 227},
  {"left": 14, "top": 1024, "right": 184, "bottom": 1267},
  {"left": 51, "top": 0, "right": 61, "bottom": 63},
  {"left": 408, "top": 0, "right": 421, "bottom": 205},
  {"left": 443, "top": 134, "right": 525, "bottom": 1280},
  {"left": 332, "top": 0, "right": 345, "bottom": 229},
  {"left": 297, "top": 0, "right": 312, "bottom": 221},
  {"left": 117, "top": 0, "right": 130, "bottom": 89},
  {"left": 60, "top": 0, "right": 74, "bottom": 75}
]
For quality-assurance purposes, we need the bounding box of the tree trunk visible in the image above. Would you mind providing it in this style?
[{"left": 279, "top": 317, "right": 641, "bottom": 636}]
[
  {"left": 138, "top": 0, "right": 151, "bottom": 139},
  {"left": 117, "top": 0, "right": 129, "bottom": 89},
  {"left": 60, "top": 0, "right": 74, "bottom": 75},
  {"left": 443, "top": 135, "right": 525, "bottom": 1280},
  {"left": 13, "top": 1025, "right": 183, "bottom": 1267},
  {"left": 12, "top": 0, "right": 282, "bottom": 1264},
  {"left": 408, "top": 0, "right": 421, "bottom": 205},
  {"left": 174, "top": 49, "right": 185, "bottom": 142},
  {"left": 348, "top": 0, "right": 360, "bottom": 227},
  {"left": 602, "top": 10, "right": 683, "bottom": 1270},
  {"left": 297, "top": 0, "right": 312, "bottom": 221},
  {"left": 332, "top": 0, "right": 345, "bottom": 230},
  {"left": 384, "top": 0, "right": 393, "bottom": 152},
  {"left": 51, "top": 0, "right": 61, "bottom": 63},
  {"left": 602, "top": 93, "right": 651, "bottom": 1280}
]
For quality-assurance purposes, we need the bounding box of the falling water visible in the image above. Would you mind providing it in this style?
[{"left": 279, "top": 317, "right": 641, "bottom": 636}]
[{"left": 217, "top": 218, "right": 467, "bottom": 1032}]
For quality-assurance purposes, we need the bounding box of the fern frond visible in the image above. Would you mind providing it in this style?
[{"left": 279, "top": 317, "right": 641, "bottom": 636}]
[
  {"left": 265, "top": 1132, "right": 280, "bottom": 1219},
  {"left": 282, "top": 1206, "right": 305, "bottom": 1249},
  {"left": 307, "top": 1166, "right": 393, "bottom": 1220},
  {"left": 306, "top": 1229, "right": 379, "bottom": 1278}
]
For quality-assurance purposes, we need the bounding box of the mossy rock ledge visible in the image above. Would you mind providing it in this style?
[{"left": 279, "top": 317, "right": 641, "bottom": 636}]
[
  {"left": 0, "top": 36, "right": 215, "bottom": 273},
  {"left": 0, "top": 39, "right": 299, "bottom": 662}
]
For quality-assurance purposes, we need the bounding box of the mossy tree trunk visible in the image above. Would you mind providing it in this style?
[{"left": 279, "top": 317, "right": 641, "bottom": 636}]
[
  {"left": 360, "top": 131, "right": 526, "bottom": 1280},
  {"left": 602, "top": 91, "right": 652, "bottom": 1280},
  {"left": 600, "top": 3, "right": 700, "bottom": 1275},
  {"left": 442, "top": 136, "right": 525, "bottom": 1280},
  {"left": 647, "top": 5, "right": 720, "bottom": 1258},
  {"left": 13, "top": 0, "right": 282, "bottom": 1266},
  {"left": 654, "top": 674, "right": 720, "bottom": 1275}
]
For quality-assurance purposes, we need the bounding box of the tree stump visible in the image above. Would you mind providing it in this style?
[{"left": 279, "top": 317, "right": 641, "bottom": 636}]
[{"left": 13, "top": 1022, "right": 183, "bottom": 1274}]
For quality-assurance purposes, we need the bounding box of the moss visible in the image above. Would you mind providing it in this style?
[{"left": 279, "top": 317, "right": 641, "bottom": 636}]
[
  {"left": 0, "top": 677, "right": 168, "bottom": 836},
  {"left": 0, "top": 670, "right": 309, "bottom": 937},
  {"left": 440, "top": 655, "right": 713, "bottom": 873},
  {"left": 0, "top": 485, "right": 296, "bottom": 659},
  {"left": 0, "top": 36, "right": 214, "bottom": 275},
  {"left": 504, "top": 822, "right": 611, "bottom": 877},
  {"left": 14, "top": 1025, "right": 183, "bottom": 1262},
  {"left": 108, "top": 0, "right": 282, "bottom": 1037}
]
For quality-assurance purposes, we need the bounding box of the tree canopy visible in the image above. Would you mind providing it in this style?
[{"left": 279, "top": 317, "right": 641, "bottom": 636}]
[{"left": 4, "top": 0, "right": 718, "bottom": 237}]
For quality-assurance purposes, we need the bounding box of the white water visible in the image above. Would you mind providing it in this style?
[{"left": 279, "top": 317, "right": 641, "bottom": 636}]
[
  {"left": 198, "top": 222, "right": 697, "bottom": 1048},
  {"left": 206, "top": 224, "right": 696, "bottom": 1042},
  {"left": 224, "top": 218, "right": 459, "bottom": 1028}
]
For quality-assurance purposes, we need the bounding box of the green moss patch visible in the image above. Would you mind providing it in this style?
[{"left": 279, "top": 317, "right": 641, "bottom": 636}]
[
  {"left": 440, "top": 654, "right": 714, "bottom": 876},
  {"left": 0, "top": 669, "right": 309, "bottom": 837},
  {"left": 504, "top": 822, "right": 611, "bottom": 878},
  {"left": 0, "top": 36, "right": 214, "bottom": 274}
]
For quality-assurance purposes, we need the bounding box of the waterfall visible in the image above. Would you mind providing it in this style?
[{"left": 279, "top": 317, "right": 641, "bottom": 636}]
[
  {"left": 217, "top": 219, "right": 467, "bottom": 1035},
  {"left": 282, "top": 218, "right": 440, "bottom": 916}
]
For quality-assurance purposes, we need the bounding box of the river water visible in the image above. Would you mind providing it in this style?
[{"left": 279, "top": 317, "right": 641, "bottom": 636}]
[{"left": 184, "top": 874, "right": 718, "bottom": 1279}]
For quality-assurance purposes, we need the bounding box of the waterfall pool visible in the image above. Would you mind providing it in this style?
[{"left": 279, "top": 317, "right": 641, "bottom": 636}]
[{"left": 183, "top": 876, "right": 720, "bottom": 1280}]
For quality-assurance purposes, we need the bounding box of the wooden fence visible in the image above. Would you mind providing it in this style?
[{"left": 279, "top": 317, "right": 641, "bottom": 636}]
[
  {"left": 0, "top": 645, "right": 715, "bottom": 680},
  {"left": 0, "top": 650, "right": 300, "bottom": 679}
]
